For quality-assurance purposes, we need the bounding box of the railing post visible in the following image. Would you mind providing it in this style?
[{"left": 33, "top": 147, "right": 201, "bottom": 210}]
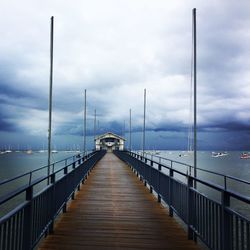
[
  {"left": 51, "top": 173, "right": 55, "bottom": 183},
  {"left": 144, "top": 157, "right": 148, "bottom": 186},
  {"left": 64, "top": 166, "right": 68, "bottom": 175},
  {"left": 157, "top": 164, "right": 162, "bottom": 202},
  {"left": 169, "top": 164, "right": 174, "bottom": 217},
  {"left": 143, "top": 161, "right": 146, "bottom": 185},
  {"left": 221, "top": 191, "right": 230, "bottom": 250},
  {"left": 187, "top": 175, "right": 195, "bottom": 240},
  {"left": 137, "top": 160, "right": 142, "bottom": 181},
  {"left": 49, "top": 173, "right": 56, "bottom": 233},
  {"left": 71, "top": 190, "right": 75, "bottom": 200},
  {"left": 150, "top": 160, "right": 153, "bottom": 193},
  {"left": 62, "top": 166, "right": 68, "bottom": 213},
  {"left": 22, "top": 186, "right": 33, "bottom": 250}
]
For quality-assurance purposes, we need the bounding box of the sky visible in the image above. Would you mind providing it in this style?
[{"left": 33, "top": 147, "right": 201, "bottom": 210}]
[{"left": 0, "top": 0, "right": 250, "bottom": 150}]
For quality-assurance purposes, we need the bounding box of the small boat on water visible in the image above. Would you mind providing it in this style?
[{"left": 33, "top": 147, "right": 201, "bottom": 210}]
[
  {"left": 211, "top": 152, "right": 228, "bottom": 158},
  {"left": 240, "top": 152, "right": 250, "bottom": 159},
  {"left": 179, "top": 151, "right": 193, "bottom": 157},
  {"left": 154, "top": 151, "right": 160, "bottom": 155},
  {"left": 26, "top": 149, "right": 33, "bottom": 154},
  {"left": 51, "top": 150, "right": 58, "bottom": 154}
]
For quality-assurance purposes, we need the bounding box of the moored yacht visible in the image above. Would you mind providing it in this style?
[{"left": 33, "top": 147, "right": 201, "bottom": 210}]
[
  {"left": 211, "top": 152, "right": 228, "bottom": 158},
  {"left": 240, "top": 152, "right": 250, "bottom": 159},
  {"left": 26, "top": 149, "right": 33, "bottom": 154}
]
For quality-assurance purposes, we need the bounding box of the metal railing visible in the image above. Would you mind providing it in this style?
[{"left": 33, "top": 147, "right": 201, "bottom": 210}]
[
  {"left": 114, "top": 150, "right": 250, "bottom": 250},
  {"left": 137, "top": 151, "right": 250, "bottom": 194},
  {"left": 0, "top": 150, "right": 106, "bottom": 250}
]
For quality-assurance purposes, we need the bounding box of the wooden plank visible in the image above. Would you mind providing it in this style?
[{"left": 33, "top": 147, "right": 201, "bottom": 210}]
[{"left": 39, "top": 153, "right": 200, "bottom": 249}]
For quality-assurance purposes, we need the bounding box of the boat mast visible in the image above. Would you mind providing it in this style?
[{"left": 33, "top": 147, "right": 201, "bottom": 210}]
[
  {"left": 48, "top": 16, "right": 54, "bottom": 179},
  {"left": 193, "top": 8, "right": 197, "bottom": 182}
]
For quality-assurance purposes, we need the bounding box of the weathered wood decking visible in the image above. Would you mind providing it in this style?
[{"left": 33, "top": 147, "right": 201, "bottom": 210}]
[{"left": 39, "top": 153, "right": 200, "bottom": 249}]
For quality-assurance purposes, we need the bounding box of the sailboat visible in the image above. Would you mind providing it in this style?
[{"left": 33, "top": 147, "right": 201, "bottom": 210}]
[
  {"left": 26, "top": 145, "right": 33, "bottom": 154},
  {"left": 38, "top": 144, "right": 46, "bottom": 153},
  {"left": 240, "top": 152, "right": 250, "bottom": 159},
  {"left": 4, "top": 146, "right": 12, "bottom": 154},
  {"left": 211, "top": 151, "right": 228, "bottom": 158},
  {"left": 51, "top": 148, "right": 58, "bottom": 153},
  {"left": 26, "top": 149, "right": 33, "bottom": 154}
]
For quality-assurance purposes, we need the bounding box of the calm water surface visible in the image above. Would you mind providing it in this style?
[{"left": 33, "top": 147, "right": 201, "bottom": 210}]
[
  {"left": 0, "top": 151, "right": 77, "bottom": 216},
  {"left": 0, "top": 151, "right": 77, "bottom": 181},
  {"left": 142, "top": 150, "right": 250, "bottom": 218},
  {"left": 0, "top": 150, "right": 249, "bottom": 218}
]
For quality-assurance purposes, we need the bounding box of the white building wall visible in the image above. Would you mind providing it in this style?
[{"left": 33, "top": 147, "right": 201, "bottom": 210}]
[
  {"left": 95, "top": 139, "right": 101, "bottom": 150},
  {"left": 119, "top": 141, "right": 124, "bottom": 150},
  {"left": 95, "top": 133, "right": 125, "bottom": 151}
]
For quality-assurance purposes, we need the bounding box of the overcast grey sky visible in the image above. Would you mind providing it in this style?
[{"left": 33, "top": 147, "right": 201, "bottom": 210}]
[{"left": 0, "top": 0, "right": 250, "bottom": 150}]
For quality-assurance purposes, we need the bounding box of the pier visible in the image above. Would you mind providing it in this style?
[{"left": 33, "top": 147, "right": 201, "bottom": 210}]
[
  {"left": 0, "top": 150, "right": 250, "bottom": 250},
  {"left": 39, "top": 152, "right": 198, "bottom": 249}
]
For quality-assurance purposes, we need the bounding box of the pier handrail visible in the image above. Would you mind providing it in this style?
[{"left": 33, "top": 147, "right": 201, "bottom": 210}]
[
  {"left": 135, "top": 150, "right": 250, "bottom": 188},
  {"left": 0, "top": 150, "right": 106, "bottom": 250},
  {"left": 0, "top": 151, "right": 91, "bottom": 186},
  {"left": 115, "top": 150, "right": 250, "bottom": 250}
]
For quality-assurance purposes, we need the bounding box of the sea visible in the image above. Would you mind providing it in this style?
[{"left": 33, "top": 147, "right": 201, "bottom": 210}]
[
  {"left": 0, "top": 150, "right": 250, "bottom": 218},
  {"left": 0, "top": 151, "right": 77, "bottom": 217}
]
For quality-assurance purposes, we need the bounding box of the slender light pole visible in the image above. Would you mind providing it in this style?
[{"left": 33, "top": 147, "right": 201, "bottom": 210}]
[
  {"left": 48, "top": 16, "right": 54, "bottom": 180},
  {"left": 193, "top": 8, "right": 197, "bottom": 183},
  {"left": 83, "top": 89, "right": 87, "bottom": 154},
  {"left": 129, "top": 109, "right": 132, "bottom": 151},
  {"left": 123, "top": 120, "right": 126, "bottom": 137},
  {"left": 94, "top": 109, "right": 96, "bottom": 150},
  {"left": 142, "top": 89, "right": 146, "bottom": 156}
]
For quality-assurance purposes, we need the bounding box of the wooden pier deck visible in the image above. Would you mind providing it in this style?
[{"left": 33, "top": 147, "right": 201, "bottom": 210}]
[{"left": 39, "top": 153, "right": 200, "bottom": 249}]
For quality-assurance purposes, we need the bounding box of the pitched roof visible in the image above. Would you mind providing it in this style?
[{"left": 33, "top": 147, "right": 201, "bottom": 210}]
[{"left": 95, "top": 132, "right": 126, "bottom": 141}]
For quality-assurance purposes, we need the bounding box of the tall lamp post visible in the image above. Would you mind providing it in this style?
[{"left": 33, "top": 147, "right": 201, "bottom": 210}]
[{"left": 48, "top": 16, "right": 54, "bottom": 181}]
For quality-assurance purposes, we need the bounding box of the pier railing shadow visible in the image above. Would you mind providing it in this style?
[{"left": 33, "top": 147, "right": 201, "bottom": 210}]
[
  {"left": 114, "top": 150, "right": 250, "bottom": 250},
  {"left": 0, "top": 150, "right": 106, "bottom": 250}
]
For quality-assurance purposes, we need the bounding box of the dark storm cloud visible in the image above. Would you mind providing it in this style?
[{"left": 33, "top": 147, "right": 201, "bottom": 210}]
[
  {"left": 54, "top": 122, "right": 82, "bottom": 136},
  {"left": 0, "top": 65, "right": 47, "bottom": 111},
  {"left": 0, "top": 118, "right": 17, "bottom": 132},
  {"left": 200, "top": 121, "right": 250, "bottom": 132},
  {"left": 0, "top": 72, "right": 49, "bottom": 134},
  {"left": 0, "top": 81, "right": 36, "bottom": 103},
  {"left": 0, "top": 0, "right": 250, "bottom": 150},
  {"left": 153, "top": 125, "right": 186, "bottom": 133}
]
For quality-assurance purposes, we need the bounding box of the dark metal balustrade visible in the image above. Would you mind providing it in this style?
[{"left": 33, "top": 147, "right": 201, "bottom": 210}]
[
  {"left": 114, "top": 150, "right": 250, "bottom": 250},
  {"left": 0, "top": 150, "right": 106, "bottom": 250}
]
